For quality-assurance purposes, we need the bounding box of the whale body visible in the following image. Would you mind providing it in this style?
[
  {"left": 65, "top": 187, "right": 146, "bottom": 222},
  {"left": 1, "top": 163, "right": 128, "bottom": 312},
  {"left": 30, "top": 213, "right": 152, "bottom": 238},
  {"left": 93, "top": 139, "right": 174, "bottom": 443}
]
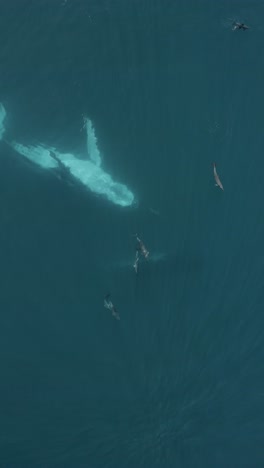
[{"left": 0, "top": 105, "right": 135, "bottom": 207}]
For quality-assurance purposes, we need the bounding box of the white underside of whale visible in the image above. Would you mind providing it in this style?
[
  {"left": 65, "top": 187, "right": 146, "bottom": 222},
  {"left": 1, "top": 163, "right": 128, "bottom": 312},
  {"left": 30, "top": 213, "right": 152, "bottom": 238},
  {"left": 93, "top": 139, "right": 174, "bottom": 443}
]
[{"left": 0, "top": 105, "right": 134, "bottom": 207}]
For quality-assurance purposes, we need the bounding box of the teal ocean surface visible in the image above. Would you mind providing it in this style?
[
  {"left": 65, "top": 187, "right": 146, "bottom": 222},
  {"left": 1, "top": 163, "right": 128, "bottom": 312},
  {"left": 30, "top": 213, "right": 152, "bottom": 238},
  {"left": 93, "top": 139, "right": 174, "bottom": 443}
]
[{"left": 0, "top": 1, "right": 264, "bottom": 467}]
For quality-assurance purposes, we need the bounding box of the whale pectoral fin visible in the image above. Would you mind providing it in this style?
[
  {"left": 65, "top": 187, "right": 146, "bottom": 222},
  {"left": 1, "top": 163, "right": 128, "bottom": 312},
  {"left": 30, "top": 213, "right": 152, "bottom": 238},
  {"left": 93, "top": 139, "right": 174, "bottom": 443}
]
[
  {"left": 84, "top": 116, "right": 102, "bottom": 166},
  {"left": 0, "top": 103, "right": 6, "bottom": 140}
]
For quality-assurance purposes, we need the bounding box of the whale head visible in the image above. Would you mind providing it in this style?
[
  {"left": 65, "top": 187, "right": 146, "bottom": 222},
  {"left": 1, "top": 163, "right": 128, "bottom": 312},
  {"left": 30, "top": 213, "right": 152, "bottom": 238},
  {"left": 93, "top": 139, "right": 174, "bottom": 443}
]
[{"left": 108, "top": 181, "right": 135, "bottom": 207}]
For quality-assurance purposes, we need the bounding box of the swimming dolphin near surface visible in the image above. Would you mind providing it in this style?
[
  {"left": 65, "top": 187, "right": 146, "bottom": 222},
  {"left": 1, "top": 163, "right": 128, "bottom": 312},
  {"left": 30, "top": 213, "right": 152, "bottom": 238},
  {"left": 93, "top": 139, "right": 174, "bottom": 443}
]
[
  {"left": 135, "top": 234, "right": 149, "bottom": 259},
  {"left": 213, "top": 162, "right": 224, "bottom": 191},
  {"left": 133, "top": 249, "right": 140, "bottom": 274},
  {"left": 0, "top": 104, "right": 135, "bottom": 207},
  {"left": 104, "top": 293, "right": 120, "bottom": 320},
  {"left": 232, "top": 21, "right": 249, "bottom": 31},
  {"left": 132, "top": 234, "right": 149, "bottom": 274}
]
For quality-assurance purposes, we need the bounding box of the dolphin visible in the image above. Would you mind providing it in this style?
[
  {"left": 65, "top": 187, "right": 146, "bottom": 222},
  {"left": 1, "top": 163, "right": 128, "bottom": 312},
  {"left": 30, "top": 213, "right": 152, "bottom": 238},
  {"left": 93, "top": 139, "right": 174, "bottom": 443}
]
[
  {"left": 1, "top": 105, "right": 135, "bottom": 207},
  {"left": 213, "top": 162, "right": 224, "bottom": 191},
  {"left": 232, "top": 21, "right": 249, "bottom": 31}
]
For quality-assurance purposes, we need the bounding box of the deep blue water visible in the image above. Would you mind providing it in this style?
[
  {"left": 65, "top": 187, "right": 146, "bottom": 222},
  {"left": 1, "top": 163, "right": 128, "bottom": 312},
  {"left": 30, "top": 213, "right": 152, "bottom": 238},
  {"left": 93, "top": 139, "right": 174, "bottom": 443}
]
[{"left": 1, "top": 1, "right": 264, "bottom": 467}]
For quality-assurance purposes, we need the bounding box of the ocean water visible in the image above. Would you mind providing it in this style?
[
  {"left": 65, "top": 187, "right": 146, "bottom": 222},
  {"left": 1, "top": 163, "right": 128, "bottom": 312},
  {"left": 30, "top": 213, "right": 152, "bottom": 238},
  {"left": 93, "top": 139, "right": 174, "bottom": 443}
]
[{"left": 1, "top": 1, "right": 264, "bottom": 467}]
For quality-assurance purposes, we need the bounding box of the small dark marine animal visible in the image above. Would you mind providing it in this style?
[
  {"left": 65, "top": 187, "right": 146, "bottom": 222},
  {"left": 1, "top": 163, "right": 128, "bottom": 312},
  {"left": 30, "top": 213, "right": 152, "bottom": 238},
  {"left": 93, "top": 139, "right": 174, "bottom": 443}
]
[
  {"left": 232, "top": 22, "right": 249, "bottom": 31},
  {"left": 104, "top": 294, "right": 120, "bottom": 320}
]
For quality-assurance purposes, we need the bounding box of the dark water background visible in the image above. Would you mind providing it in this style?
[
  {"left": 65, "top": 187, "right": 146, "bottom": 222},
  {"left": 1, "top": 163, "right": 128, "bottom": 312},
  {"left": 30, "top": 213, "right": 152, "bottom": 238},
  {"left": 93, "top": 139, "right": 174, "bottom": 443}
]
[{"left": 1, "top": 1, "right": 264, "bottom": 466}]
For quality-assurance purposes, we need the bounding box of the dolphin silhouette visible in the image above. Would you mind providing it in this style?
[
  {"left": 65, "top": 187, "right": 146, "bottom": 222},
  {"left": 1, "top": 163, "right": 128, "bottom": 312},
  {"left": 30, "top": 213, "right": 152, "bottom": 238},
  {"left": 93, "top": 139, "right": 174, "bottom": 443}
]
[
  {"left": 213, "top": 162, "right": 224, "bottom": 191},
  {"left": 232, "top": 21, "right": 249, "bottom": 31}
]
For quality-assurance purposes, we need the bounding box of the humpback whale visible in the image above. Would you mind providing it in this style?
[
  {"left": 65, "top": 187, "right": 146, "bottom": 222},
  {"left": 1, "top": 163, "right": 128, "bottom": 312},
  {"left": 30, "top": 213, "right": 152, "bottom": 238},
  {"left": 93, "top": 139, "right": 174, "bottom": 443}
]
[{"left": 0, "top": 104, "right": 135, "bottom": 207}]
